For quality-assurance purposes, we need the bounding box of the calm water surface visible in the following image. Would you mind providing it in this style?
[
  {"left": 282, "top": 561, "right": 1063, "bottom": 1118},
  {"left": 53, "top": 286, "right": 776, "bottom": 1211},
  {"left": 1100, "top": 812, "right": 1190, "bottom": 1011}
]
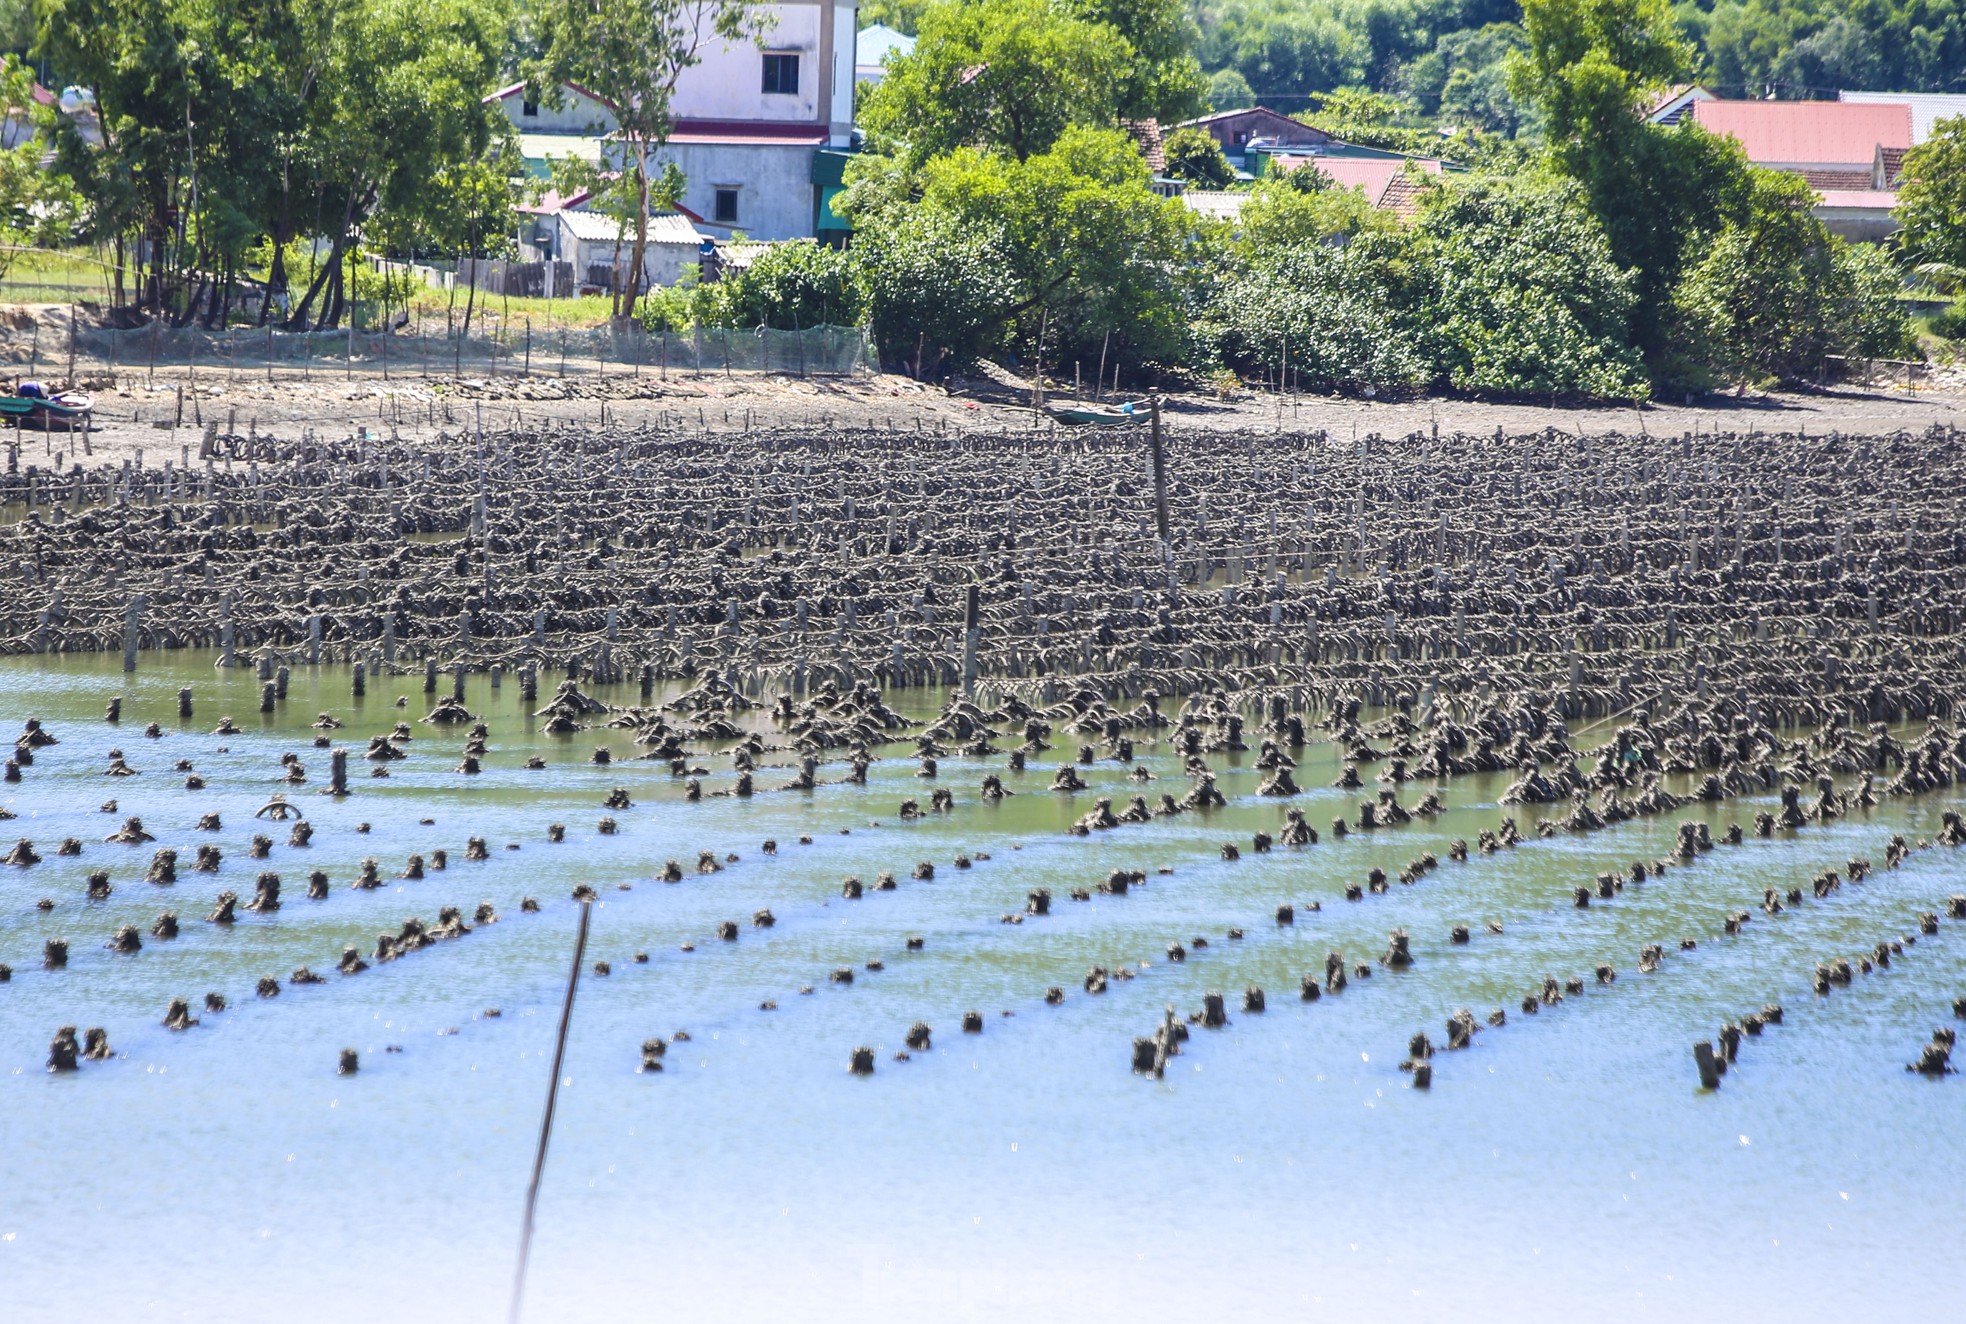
[{"left": 1, "top": 653, "right": 1960, "bottom": 1322}]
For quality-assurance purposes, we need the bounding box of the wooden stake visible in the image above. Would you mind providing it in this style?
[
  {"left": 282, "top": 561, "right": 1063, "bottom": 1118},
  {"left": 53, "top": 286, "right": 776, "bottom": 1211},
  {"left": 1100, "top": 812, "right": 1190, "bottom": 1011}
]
[{"left": 507, "top": 899, "right": 592, "bottom": 1324}]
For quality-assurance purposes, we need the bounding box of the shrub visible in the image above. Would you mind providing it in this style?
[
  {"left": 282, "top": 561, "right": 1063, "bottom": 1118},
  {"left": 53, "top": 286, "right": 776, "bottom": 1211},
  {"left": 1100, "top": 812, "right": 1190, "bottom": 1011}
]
[
  {"left": 1410, "top": 177, "right": 1647, "bottom": 400},
  {"left": 1211, "top": 235, "right": 1428, "bottom": 392},
  {"left": 1162, "top": 127, "right": 1234, "bottom": 188},
  {"left": 1674, "top": 168, "right": 1915, "bottom": 384},
  {"left": 853, "top": 207, "right": 1016, "bottom": 374},
  {"left": 720, "top": 241, "right": 866, "bottom": 331}
]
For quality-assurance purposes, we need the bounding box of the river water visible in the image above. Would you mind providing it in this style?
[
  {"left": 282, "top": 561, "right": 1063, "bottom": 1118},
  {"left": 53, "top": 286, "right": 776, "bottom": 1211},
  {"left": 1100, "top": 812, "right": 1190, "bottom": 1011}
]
[{"left": 1, "top": 653, "right": 1959, "bottom": 1322}]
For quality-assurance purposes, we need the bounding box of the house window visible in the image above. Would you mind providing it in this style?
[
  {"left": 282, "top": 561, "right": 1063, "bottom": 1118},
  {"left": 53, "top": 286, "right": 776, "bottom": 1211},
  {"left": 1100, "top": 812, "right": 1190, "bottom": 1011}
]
[
  {"left": 521, "top": 98, "right": 538, "bottom": 118},
  {"left": 713, "top": 187, "right": 740, "bottom": 225},
  {"left": 762, "top": 52, "right": 800, "bottom": 95}
]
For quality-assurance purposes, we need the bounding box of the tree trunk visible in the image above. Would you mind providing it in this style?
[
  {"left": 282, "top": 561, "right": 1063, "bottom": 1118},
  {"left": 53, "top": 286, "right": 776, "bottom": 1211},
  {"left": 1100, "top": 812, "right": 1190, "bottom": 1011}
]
[
  {"left": 625, "top": 145, "right": 651, "bottom": 315},
  {"left": 461, "top": 218, "right": 479, "bottom": 340}
]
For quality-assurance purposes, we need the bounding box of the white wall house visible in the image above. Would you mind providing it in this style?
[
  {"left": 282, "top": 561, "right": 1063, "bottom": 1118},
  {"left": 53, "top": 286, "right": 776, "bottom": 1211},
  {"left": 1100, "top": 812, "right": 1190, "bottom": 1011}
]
[
  {"left": 487, "top": 5, "right": 858, "bottom": 249},
  {"left": 484, "top": 81, "right": 620, "bottom": 181},
  {"left": 659, "top": 1, "right": 859, "bottom": 241},
  {"left": 855, "top": 24, "right": 915, "bottom": 85}
]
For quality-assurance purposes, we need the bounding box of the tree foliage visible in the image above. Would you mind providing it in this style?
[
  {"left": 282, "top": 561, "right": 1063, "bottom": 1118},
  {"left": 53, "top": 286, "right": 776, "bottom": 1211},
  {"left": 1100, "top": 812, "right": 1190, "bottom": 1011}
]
[
  {"left": 0, "top": 53, "right": 78, "bottom": 276},
  {"left": 854, "top": 207, "right": 1018, "bottom": 370},
  {"left": 1238, "top": 162, "right": 1398, "bottom": 250},
  {"left": 1510, "top": 0, "right": 1749, "bottom": 363},
  {"left": 1209, "top": 235, "right": 1428, "bottom": 390},
  {"left": 1162, "top": 126, "right": 1234, "bottom": 186},
  {"left": 37, "top": 0, "right": 509, "bottom": 327},
  {"left": 1062, "top": 0, "right": 1207, "bottom": 122},
  {"left": 860, "top": 0, "right": 1131, "bottom": 165},
  {"left": 1673, "top": 166, "right": 1913, "bottom": 383},
  {"left": 1894, "top": 114, "right": 1966, "bottom": 277},
  {"left": 1410, "top": 176, "right": 1646, "bottom": 397}
]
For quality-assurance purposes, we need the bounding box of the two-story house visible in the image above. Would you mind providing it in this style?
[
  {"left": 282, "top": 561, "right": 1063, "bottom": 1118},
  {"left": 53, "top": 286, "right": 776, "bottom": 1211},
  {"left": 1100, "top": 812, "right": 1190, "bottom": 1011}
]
[{"left": 490, "top": 3, "right": 858, "bottom": 246}]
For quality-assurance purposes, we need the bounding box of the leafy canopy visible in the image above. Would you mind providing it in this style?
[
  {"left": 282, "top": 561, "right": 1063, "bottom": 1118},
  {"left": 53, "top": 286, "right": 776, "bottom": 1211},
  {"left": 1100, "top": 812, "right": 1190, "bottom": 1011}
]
[
  {"left": 1894, "top": 115, "right": 1966, "bottom": 279},
  {"left": 860, "top": 0, "right": 1131, "bottom": 165},
  {"left": 1162, "top": 126, "right": 1235, "bottom": 187}
]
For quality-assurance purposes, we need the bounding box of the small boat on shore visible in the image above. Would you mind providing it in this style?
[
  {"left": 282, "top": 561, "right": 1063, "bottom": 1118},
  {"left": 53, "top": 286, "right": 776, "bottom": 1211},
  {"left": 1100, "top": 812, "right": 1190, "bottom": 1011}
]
[
  {"left": 1046, "top": 399, "right": 1145, "bottom": 426},
  {"left": 1, "top": 384, "right": 94, "bottom": 430}
]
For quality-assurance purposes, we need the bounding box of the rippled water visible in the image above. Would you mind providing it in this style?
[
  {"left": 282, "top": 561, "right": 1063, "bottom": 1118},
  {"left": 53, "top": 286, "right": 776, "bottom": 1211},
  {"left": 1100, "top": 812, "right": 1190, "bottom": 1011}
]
[{"left": 1, "top": 654, "right": 1960, "bottom": 1323}]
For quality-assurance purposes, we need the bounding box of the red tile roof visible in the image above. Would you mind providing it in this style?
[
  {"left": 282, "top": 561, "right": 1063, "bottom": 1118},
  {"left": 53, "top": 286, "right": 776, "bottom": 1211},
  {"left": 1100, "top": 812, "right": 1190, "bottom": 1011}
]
[
  {"left": 1124, "top": 119, "right": 1166, "bottom": 173},
  {"left": 1268, "top": 155, "right": 1442, "bottom": 201},
  {"left": 1376, "top": 170, "right": 1438, "bottom": 220},
  {"left": 1799, "top": 168, "right": 1874, "bottom": 191},
  {"left": 1688, "top": 100, "right": 1911, "bottom": 167}
]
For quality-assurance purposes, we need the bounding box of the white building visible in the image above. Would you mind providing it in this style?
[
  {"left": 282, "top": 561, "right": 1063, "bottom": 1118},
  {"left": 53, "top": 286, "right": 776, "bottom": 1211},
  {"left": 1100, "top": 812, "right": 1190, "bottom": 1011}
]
[
  {"left": 661, "top": 2, "right": 859, "bottom": 240},
  {"left": 1838, "top": 91, "right": 1966, "bottom": 145},
  {"left": 855, "top": 24, "right": 915, "bottom": 85},
  {"left": 486, "top": 5, "right": 859, "bottom": 243}
]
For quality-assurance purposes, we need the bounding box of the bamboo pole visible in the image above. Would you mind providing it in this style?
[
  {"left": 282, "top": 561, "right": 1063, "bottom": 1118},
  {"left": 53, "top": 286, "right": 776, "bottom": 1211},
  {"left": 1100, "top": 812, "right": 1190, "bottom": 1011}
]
[{"left": 507, "top": 899, "right": 592, "bottom": 1324}]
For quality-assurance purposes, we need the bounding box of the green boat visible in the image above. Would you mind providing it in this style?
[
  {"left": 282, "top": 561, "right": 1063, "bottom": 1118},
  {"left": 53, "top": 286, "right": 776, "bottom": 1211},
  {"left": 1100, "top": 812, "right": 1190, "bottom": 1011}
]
[{"left": 1, "top": 391, "right": 94, "bottom": 428}]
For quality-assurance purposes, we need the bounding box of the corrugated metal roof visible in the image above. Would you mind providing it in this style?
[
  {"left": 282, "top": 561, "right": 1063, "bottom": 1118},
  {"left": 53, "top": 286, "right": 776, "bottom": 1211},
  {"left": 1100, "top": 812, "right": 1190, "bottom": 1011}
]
[
  {"left": 1839, "top": 91, "right": 1966, "bottom": 144},
  {"left": 559, "top": 211, "right": 705, "bottom": 244},
  {"left": 1182, "top": 191, "right": 1245, "bottom": 221},
  {"left": 1689, "top": 100, "right": 1910, "bottom": 166}
]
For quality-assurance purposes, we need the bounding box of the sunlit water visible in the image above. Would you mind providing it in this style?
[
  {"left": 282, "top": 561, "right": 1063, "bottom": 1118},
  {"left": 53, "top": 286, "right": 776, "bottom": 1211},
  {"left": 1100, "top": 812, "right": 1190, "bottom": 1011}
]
[{"left": 1, "top": 653, "right": 1960, "bottom": 1323}]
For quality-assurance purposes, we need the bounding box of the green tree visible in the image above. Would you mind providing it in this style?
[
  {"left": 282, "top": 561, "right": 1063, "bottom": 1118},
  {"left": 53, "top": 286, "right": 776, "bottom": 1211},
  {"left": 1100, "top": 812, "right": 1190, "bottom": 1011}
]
[
  {"left": 858, "top": 0, "right": 933, "bottom": 32},
  {"left": 905, "top": 125, "right": 1195, "bottom": 367},
  {"left": 860, "top": 0, "right": 1131, "bottom": 165},
  {"left": 1208, "top": 234, "right": 1427, "bottom": 390},
  {"left": 1509, "top": 0, "right": 1749, "bottom": 365},
  {"left": 1238, "top": 161, "right": 1396, "bottom": 249},
  {"left": 721, "top": 240, "right": 867, "bottom": 330},
  {"left": 1163, "top": 126, "right": 1234, "bottom": 186},
  {"left": 1672, "top": 167, "right": 1909, "bottom": 384},
  {"left": 2, "top": 0, "right": 33, "bottom": 52},
  {"left": 854, "top": 206, "right": 1017, "bottom": 372},
  {"left": 0, "top": 55, "right": 79, "bottom": 277},
  {"left": 1195, "top": 1, "right": 1369, "bottom": 100},
  {"left": 1895, "top": 114, "right": 1966, "bottom": 278},
  {"left": 1410, "top": 175, "right": 1647, "bottom": 398},
  {"left": 532, "top": 0, "right": 765, "bottom": 314},
  {"left": 1206, "top": 66, "right": 1255, "bottom": 111},
  {"left": 290, "top": 0, "right": 510, "bottom": 329},
  {"left": 1062, "top": 0, "right": 1206, "bottom": 122}
]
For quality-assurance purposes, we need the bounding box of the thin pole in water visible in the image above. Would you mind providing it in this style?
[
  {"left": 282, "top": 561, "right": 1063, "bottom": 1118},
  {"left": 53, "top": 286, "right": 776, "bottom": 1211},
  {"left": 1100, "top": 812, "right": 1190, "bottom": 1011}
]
[{"left": 507, "top": 898, "right": 592, "bottom": 1324}]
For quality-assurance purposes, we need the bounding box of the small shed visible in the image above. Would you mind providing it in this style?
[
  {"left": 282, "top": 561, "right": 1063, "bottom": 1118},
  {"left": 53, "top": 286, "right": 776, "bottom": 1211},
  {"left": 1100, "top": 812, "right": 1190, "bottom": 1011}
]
[{"left": 555, "top": 210, "right": 709, "bottom": 292}]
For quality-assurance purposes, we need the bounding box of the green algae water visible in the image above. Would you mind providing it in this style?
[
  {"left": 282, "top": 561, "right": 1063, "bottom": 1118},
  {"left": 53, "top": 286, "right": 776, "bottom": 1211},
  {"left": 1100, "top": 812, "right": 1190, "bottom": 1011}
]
[{"left": 1, "top": 652, "right": 1961, "bottom": 1323}]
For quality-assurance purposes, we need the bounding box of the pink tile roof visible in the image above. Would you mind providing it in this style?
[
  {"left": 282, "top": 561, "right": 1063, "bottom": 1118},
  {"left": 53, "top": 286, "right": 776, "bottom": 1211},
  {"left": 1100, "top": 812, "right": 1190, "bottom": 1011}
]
[
  {"left": 1813, "top": 189, "right": 1897, "bottom": 210},
  {"left": 1269, "top": 155, "right": 1443, "bottom": 201},
  {"left": 1688, "top": 100, "right": 1910, "bottom": 167}
]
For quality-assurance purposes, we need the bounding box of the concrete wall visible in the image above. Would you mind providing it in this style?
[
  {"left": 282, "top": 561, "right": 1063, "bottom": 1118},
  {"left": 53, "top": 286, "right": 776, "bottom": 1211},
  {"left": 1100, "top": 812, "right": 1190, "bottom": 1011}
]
[
  {"left": 670, "top": 2, "right": 856, "bottom": 142},
  {"left": 494, "top": 85, "right": 618, "bottom": 137},
  {"left": 674, "top": 8, "right": 823, "bottom": 123},
  {"left": 660, "top": 143, "right": 818, "bottom": 241}
]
